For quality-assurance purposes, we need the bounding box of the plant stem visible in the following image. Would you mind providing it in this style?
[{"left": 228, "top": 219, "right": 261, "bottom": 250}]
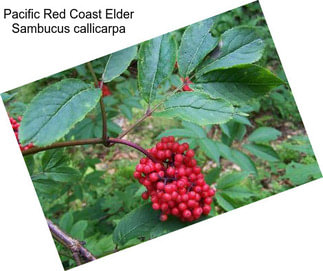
[
  {"left": 86, "top": 62, "right": 99, "bottom": 86},
  {"left": 22, "top": 137, "right": 158, "bottom": 162},
  {"left": 86, "top": 62, "right": 109, "bottom": 146},
  {"left": 47, "top": 219, "right": 96, "bottom": 265},
  {"left": 117, "top": 83, "right": 185, "bottom": 139},
  {"left": 99, "top": 97, "right": 109, "bottom": 146},
  {"left": 23, "top": 138, "right": 102, "bottom": 155}
]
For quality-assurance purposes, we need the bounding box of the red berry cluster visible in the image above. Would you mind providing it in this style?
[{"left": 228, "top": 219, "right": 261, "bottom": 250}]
[
  {"left": 96, "top": 81, "right": 112, "bottom": 97},
  {"left": 134, "top": 136, "right": 215, "bottom": 222},
  {"left": 9, "top": 116, "right": 34, "bottom": 151},
  {"left": 181, "top": 77, "right": 193, "bottom": 92}
]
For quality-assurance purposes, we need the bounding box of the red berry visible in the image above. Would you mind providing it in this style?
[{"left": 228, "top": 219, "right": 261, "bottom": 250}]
[
  {"left": 204, "top": 197, "right": 213, "bottom": 205},
  {"left": 178, "top": 168, "right": 186, "bottom": 177},
  {"left": 183, "top": 210, "right": 192, "bottom": 218},
  {"left": 162, "top": 193, "right": 172, "bottom": 202},
  {"left": 136, "top": 164, "right": 144, "bottom": 172},
  {"left": 157, "top": 151, "right": 165, "bottom": 160},
  {"left": 182, "top": 143, "right": 189, "bottom": 150},
  {"left": 143, "top": 165, "right": 151, "bottom": 174},
  {"left": 141, "top": 191, "right": 149, "bottom": 200},
  {"left": 187, "top": 200, "right": 196, "bottom": 208},
  {"left": 186, "top": 149, "right": 195, "bottom": 158},
  {"left": 156, "top": 182, "right": 164, "bottom": 190},
  {"left": 181, "top": 77, "right": 193, "bottom": 92},
  {"left": 203, "top": 205, "right": 211, "bottom": 215},
  {"left": 152, "top": 203, "right": 160, "bottom": 210},
  {"left": 171, "top": 207, "right": 180, "bottom": 216},
  {"left": 164, "top": 149, "right": 171, "bottom": 158},
  {"left": 149, "top": 172, "right": 159, "bottom": 182},
  {"left": 193, "top": 207, "right": 203, "bottom": 218},
  {"left": 181, "top": 194, "right": 189, "bottom": 202},
  {"left": 161, "top": 203, "right": 169, "bottom": 211},
  {"left": 175, "top": 154, "right": 183, "bottom": 162},
  {"left": 178, "top": 145, "right": 185, "bottom": 153},
  {"left": 133, "top": 171, "right": 141, "bottom": 179},
  {"left": 156, "top": 142, "right": 163, "bottom": 150},
  {"left": 208, "top": 189, "right": 216, "bottom": 197},
  {"left": 178, "top": 202, "right": 187, "bottom": 211},
  {"left": 160, "top": 214, "right": 168, "bottom": 221},
  {"left": 164, "top": 184, "right": 173, "bottom": 194},
  {"left": 155, "top": 163, "right": 162, "bottom": 171},
  {"left": 166, "top": 167, "right": 175, "bottom": 177}
]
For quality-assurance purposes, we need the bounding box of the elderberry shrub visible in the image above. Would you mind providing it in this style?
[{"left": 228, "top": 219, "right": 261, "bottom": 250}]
[
  {"left": 133, "top": 136, "right": 215, "bottom": 222},
  {"left": 9, "top": 116, "right": 34, "bottom": 151}
]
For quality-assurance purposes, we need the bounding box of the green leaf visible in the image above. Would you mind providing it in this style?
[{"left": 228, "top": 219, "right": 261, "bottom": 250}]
[
  {"left": 248, "top": 127, "right": 282, "bottom": 142},
  {"left": 155, "top": 92, "right": 234, "bottom": 125},
  {"left": 120, "top": 104, "right": 133, "bottom": 120},
  {"left": 232, "top": 114, "right": 252, "bottom": 126},
  {"left": 282, "top": 137, "right": 315, "bottom": 156},
  {"left": 194, "top": 64, "right": 285, "bottom": 104},
  {"left": 44, "top": 166, "right": 81, "bottom": 183},
  {"left": 86, "top": 235, "right": 115, "bottom": 256},
  {"left": 149, "top": 217, "right": 186, "bottom": 239},
  {"left": 215, "top": 193, "right": 235, "bottom": 211},
  {"left": 181, "top": 121, "right": 207, "bottom": 138},
  {"left": 102, "top": 45, "right": 137, "bottom": 82},
  {"left": 217, "top": 172, "right": 249, "bottom": 189},
  {"left": 205, "top": 167, "right": 221, "bottom": 185},
  {"left": 113, "top": 204, "right": 160, "bottom": 246},
  {"left": 1, "top": 92, "right": 17, "bottom": 103},
  {"left": 24, "top": 155, "right": 34, "bottom": 174},
  {"left": 107, "top": 120, "right": 122, "bottom": 136},
  {"left": 283, "top": 144, "right": 314, "bottom": 156},
  {"left": 157, "top": 129, "right": 196, "bottom": 139},
  {"left": 284, "top": 162, "right": 322, "bottom": 186},
  {"left": 215, "top": 172, "right": 255, "bottom": 211},
  {"left": 231, "top": 149, "right": 257, "bottom": 175},
  {"left": 123, "top": 97, "right": 142, "bottom": 109},
  {"left": 70, "top": 220, "right": 88, "bottom": 240},
  {"left": 178, "top": 17, "right": 218, "bottom": 77},
  {"left": 138, "top": 33, "right": 176, "bottom": 104},
  {"left": 216, "top": 142, "right": 257, "bottom": 175},
  {"left": 199, "top": 138, "right": 220, "bottom": 163},
  {"left": 196, "top": 26, "right": 265, "bottom": 75},
  {"left": 41, "top": 149, "right": 67, "bottom": 171},
  {"left": 19, "top": 79, "right": 101, "bottom": 146},
  {"left": 220, "top": 120, "right": 246, "bottom": 145},
  {"left": 244, "top": 143, "right": 280, "bottom": 162},
  {"left": 59, "top": 212, "right": 74, "bottom": 232}
]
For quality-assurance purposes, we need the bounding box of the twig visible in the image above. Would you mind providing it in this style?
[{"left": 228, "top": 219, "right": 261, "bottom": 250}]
[
  {"left": 87, "top": 62, "right": 109, "bottom": 146},
  {"left": 117, "top": 82, "right": 186, "bottom": 139},
  {"left": 86, "top": 62, "right": 99, "bottom": 86},
  {"left": 22, "top": 137, "right": 158, "bottom": 163},
  {"left": 47, "top": 219, "right": 96, "bottom": 265}
]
